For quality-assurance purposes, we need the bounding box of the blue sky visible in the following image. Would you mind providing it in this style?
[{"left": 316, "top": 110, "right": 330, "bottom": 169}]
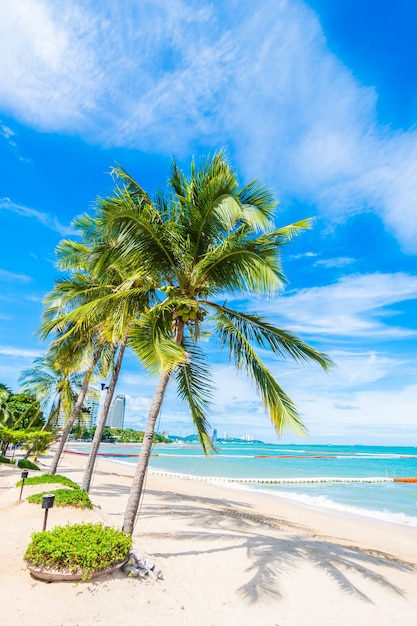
[{"left": 1, "top": 0, "right": 416, "bottom": 445}]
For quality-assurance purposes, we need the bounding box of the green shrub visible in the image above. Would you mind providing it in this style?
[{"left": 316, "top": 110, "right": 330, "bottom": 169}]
[
  {"left": 16, "top": 474, "right": 79, "bottom": 489},
  {"left": 24, "top": 523, "right": 132, "bottom": 579},
  {"left": 18, "top": 459, "right": 40, "bottom": 471},
  {"left": 27, "top": 488, "right": 93, "bottom": 509},
  {"left": 0, "top": 455, "right": 12, "bottom": 464}
]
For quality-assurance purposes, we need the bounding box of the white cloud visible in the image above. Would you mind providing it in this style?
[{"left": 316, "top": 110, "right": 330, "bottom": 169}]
[
  {"left": 256, "top": 272, "right": 417, "bottom": 339},
  {"left": 313, "top": 257, "right": 356, "bottom": 269},
  {"left": 0, "top": 122, "right": 16, "bottom": 146},
  {"left": 0, "top": 0, "right": 102, "bottom": 130},
  {"left": 0, "top": 269, "right": 31, "bottom": 283},
  {"left": 299, "top": 383, "right": 417, "bottom": 444},
  {"left": 0, "top": 345, "right": 41, "bottom": 357},
  {"left": 0, "top": 198, "right": 74, "bottom": 235},
  {"left": 2, "top": 1, "right": 417, "bottom": 250}
]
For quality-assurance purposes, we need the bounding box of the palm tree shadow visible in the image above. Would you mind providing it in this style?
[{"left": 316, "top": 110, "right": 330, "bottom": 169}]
[{"left": 138, "top": 494, "right": 413, "bottom": 604}]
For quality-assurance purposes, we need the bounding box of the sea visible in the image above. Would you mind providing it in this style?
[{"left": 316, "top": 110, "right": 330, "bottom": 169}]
[{"left": 67, "top": 442, "right": 417, "bottom": 527}]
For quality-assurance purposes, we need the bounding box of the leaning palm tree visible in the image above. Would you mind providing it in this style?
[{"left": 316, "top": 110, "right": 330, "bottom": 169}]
[
  {"left": 39, "top": 211, "right": 156, "bottom": 491},
  {"left": 19, "top": 348, "right": 79, "bottom": 459},
  {"left": 36, "top": 304, "right": 114, "bottom": 475},
  {"left": 92, "top": 151, "right": 334, "bottom": 535},
  {"left": 19, "top": 347, "right": 81, "bottom": 432}
]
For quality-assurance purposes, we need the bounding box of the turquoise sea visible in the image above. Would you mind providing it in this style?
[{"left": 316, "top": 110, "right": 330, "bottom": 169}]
[{"left": 68, "top": 442, "right": 417, "bottom": 526}]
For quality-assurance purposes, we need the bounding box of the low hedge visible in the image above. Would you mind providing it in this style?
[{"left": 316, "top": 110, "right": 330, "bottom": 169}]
[
  {"left": 26, "top": 488, "right": 93, "bottom": 509},
  {"left": 25, "top": 523, "right": 132, "bottom": 579},
  {"left": 0, "top": 457, "right": 40, "bottom": 470},
  {"left": 18, "top": 459, "right": 40, "bottom": 471},
  {"left": 16, "top": 474, "right": 79, "bottom": 489}
]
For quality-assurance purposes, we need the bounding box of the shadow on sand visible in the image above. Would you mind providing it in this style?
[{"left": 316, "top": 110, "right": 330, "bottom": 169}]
[{"left": 133, "top": 488, "right": 414, "bottom": 604}]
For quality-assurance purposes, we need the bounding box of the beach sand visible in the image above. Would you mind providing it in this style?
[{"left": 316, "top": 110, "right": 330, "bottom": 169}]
[{"left": 1, "top": 450, "right": 417, "bottom": 626}]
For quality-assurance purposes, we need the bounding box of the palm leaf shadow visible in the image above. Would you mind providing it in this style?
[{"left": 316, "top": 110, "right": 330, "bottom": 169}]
[{"left": 138, "top": 491, "right": 413, "bottom": 604}]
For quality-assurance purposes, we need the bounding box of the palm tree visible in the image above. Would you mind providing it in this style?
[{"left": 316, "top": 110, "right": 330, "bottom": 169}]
[
  {"left": 37, "top": 151, "right": 333, "bottom": 535},
  {"left": 39, "top": 211, "right": 155, "bottom": 489},
  {"left": 47, "top": 340, "right": 106, "bottom": 475},
  {"left": 19, "top": 349, "right": 80, "bottom": 433},
  {"left": 93, "top": 152, "right": 333, "bottom": 535}
]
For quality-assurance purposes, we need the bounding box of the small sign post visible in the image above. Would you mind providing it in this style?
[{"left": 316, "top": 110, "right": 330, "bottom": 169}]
[
  {"left": 41, "top": 493, "right": 55, "bottom": 531},
  {"left": 19, "top": 470, "right": 29, "bottom": 501}
]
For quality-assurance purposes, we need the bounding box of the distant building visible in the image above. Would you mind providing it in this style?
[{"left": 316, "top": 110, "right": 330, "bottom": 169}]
[
  {"left": 106, "top": 394, "right": 126, "bottom": 429},
  {"left": 83, "top": 389, "right": 101, "bottom": 429},
  {"left": 212, "top": 428, "right": 217, "bottom": 443},
  {"left": 57, "top": 387, "right": 100, "bottom": 429}
]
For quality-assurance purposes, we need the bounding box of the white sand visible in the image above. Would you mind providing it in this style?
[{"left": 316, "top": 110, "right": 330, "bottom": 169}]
[{"left": 1, "top": 450, "right": 417, "bottom": 626}]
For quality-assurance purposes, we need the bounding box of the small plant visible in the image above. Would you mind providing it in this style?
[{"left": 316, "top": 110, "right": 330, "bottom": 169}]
[
  {"left": 18, "top": 459, "right": 40, "bottom": 471},
  {"left": 0, "top": 455, "right": 12, "bottom": 464},
  {"left": 16, "top": 474, "right": 79, "bottom": 489},
  {"left": 27, "top": 489, "right": 93, "bottom": 509},
  {"left": 25, "top": 523, "right": 132, "bottom": 579}
]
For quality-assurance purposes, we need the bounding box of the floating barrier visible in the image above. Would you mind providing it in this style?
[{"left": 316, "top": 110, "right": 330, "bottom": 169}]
[
  {"left": 254, "top": 455, "right": 337, "bottom": 459},
  {"left": 64, "top": 449, "right": 159, "bottom": 457},
  {"left": 64, "top": 449, "right": 410, "bottom": 485},
  {"left": 148, "top": 470, "right": 393, "bottom": 485}
]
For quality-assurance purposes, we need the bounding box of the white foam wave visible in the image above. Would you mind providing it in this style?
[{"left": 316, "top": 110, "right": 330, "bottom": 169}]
[{"left": 247, "top": 486, "right": 417, "bottom": 527}]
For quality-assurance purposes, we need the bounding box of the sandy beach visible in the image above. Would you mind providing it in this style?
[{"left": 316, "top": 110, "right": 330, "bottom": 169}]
[{"left": 1, "top": 450, "right": 417, "bottom": 626}]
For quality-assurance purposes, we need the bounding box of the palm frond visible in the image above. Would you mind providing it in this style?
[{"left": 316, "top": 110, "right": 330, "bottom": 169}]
[
  {"left": 211, "top": 305, "right": 334, "bottom": 371},
  {"left": 212, "top": 311, "right": 307, "bottom": 435},
  {"left": 194, "top": 231, "right": 286, "bottom": 296},
  {"left": 128, "top": 305, "right": 187, "bottom": 375},
  {"left": 173, "top": 338, "right": 215, "bottom": 455}
]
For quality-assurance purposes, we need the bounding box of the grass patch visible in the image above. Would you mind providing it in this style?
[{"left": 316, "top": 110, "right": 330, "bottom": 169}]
[
  {"left": 0, "top": 457, "right": 40, "bottom": 470},
  {"left": 27, "top": 488, "right": 93, "bottom": 509},
  {"left": 16, "top": 474, "right": 79, "bottom": 489},
  {"left": 18, "top": 459, "right": 40, "bottom": 471},
  {"left": 25, "top": 523, "right": 132, "bottom": 579}
]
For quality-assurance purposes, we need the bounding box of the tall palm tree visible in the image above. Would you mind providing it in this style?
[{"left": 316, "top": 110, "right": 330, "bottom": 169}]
[
  {"left": 92, "top": 152, "right": 333, "bottom": 535},
  {"left": 37, "top": 151, "right": 333, "bottom": 535},
  {"left": 39, "top": 211, "right": 155, "bottom": 489}
]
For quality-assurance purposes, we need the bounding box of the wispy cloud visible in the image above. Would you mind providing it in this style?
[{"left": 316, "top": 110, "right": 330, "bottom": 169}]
[
  {"left": 0, "top": 345, "right": 41, "bottom": 358},
  {"left": 313, "top": 257, "right": 356, "bottom": 268},
  {"left": 2, "top": 1, "right": 416, "bottom": 251},
  {"left": 0, "top": 197, "right": 74, "bottom": 235},
  {"left": 0, "top": 121, "right": 16, "bottom": 147},
  {"left": 255, "top": 272, "right": 417, "bottom": 340},
  {"left": 0, "top": 268, "right": 31, "bottom": 283}
]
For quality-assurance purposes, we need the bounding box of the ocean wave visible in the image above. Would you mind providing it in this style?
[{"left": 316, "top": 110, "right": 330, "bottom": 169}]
[{"left": 247, "top": 486, "right": 417, "bottom": 527}]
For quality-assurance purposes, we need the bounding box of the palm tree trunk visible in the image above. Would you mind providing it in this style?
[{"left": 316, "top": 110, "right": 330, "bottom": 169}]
[
  {"left": 122, "top": 320, "right": 185, "bottom": 535},
  {"left": 81, "top": 339, "right": 127, "bottom": 492},
  {"left": 49, "top": 366, "right": 95, "bottom": 475},
  {"left": 122, "top": 369, "right": 171, "bottom": 535}
]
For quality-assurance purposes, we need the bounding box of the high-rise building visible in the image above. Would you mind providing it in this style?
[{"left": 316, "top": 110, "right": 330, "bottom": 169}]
[
  {"left": 57, "top": 387, "right": 100, "bottom": 430},
  {"left": 83, "top": 389, "right": 101, "bottom": 429},
  {"left": 106, "top": 394, "right": 126, "bottom": 429}
]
